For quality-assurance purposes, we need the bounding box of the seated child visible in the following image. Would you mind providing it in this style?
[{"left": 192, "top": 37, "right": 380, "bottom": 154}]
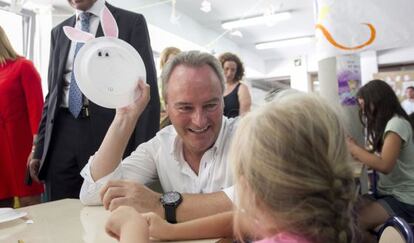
[{"left": 347, "top": 80, "right": 414, "bottom": 242}]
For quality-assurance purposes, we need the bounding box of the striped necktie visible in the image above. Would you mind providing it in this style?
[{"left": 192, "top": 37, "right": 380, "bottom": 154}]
[{"left": 68, "top": 12, "right": 91, "bottom": 118}]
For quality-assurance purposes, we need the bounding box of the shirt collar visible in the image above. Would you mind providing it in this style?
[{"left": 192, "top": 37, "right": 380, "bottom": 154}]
[
  {"left": 211, "top": 116, "right": 228, "bottom": 152},
  {"left": 75, "top": 0, "right": 105, "bottom": 19}
]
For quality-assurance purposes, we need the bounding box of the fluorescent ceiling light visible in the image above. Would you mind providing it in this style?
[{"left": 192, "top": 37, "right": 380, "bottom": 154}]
[
  {"left": 230, "top": 30, "right": 243, "bottom": 38},
  {"left": 255, "top": 36, "right": 314, "bottom": 49},
  {"left": 200, "top": 0, "right": 211, "bottom": 13},
  {"left": 222, "top": 11, "right": 291, "bottom": 30}
]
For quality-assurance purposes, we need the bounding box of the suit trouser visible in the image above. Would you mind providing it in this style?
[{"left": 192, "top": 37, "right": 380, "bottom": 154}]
[{"left": 44, "top": 108, "right": 103, "bottom": 201}]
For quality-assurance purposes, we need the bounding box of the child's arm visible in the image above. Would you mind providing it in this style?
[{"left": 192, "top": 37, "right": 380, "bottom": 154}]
[
  {"left": 105, "top": 206, "right": 150, "bottom": 243},
  {"left": 347, "top": 133, "right": 401, "bottom": 174},
  {"left": 144, "top": 211, "right": 234, "bottom": 241}
]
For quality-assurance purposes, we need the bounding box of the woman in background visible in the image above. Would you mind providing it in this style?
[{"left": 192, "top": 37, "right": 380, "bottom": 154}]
[
  {"left": 106, "top": 92, "right": 357, "bottom": 243},
  {"left": 0, "top": 25, "right": 44, "bottom": 207},
  {"left": 219, "top": 52, "right": 251, "bottom": 118},
  {"left": 159, "top": 47, "right": 181, "bottom": 128},
  {"left": 347, "top": 79, "right": 414, "bottom": 242}
]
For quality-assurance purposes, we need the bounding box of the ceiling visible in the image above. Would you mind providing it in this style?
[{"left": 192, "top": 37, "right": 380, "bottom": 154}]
[
  {"left": 48, "top": 0, "right": 316, "bottom": 63},
  {"left": 173, "top": 0, "right": 316, "bottom": 61}
]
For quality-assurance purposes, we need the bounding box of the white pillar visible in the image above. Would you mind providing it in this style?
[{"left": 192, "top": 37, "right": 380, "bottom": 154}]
[
  {"left": 318, "top": 56, "right": 364, "bottom": 144},
  {"left": 360, "top": 51, "right": 378, "bottom": 85}
]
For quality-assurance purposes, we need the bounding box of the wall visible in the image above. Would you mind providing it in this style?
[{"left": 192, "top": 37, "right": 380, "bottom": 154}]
[
  {"left": 108, "top": 0, "right": 266, "bottom": 78},
  {"left": 378, "top": 46, "right": 414, "bottom": 65},
  {"left": 39, "top": 1, "right": 414, "bottom": 94},
  {"left": 264, "top": 45, "right": 414, "bottom": 92}
]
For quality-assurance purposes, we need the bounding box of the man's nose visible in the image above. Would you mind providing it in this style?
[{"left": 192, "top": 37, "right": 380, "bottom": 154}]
[{"left": 192, "top": 109, "right": 207, "bottom": 127}]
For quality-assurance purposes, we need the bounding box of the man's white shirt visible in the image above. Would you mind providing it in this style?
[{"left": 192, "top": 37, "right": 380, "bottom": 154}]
[
  {"left": 79, "top": 116, "right": 238, "bottom": 205},
  {"left": 401, "top": 99, "right": 414, "bottom": 115}
]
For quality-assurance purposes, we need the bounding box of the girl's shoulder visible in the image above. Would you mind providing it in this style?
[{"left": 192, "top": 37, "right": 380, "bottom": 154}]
[
  {"left": 385, "top": 115, "right": 412, "bottom": 141},
  {"left": 387, "top": 115, "right": 411, "bottom": 129}
]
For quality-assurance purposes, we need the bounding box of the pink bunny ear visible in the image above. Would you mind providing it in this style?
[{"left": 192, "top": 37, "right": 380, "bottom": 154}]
[
  {"left": 63, "top": 26, "right": 95, "bottom": 43},
  {"left": 101, "top": 6, "right": 118, "bottom": 38}
]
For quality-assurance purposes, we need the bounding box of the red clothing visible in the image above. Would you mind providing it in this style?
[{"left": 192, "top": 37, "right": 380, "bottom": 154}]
[{"left": 0, "top": 57, "right": 44, "bottom": 198}]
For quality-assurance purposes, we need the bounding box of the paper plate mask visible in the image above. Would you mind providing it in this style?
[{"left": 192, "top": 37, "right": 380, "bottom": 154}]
[{"left": 63, "top": 6, "right": 146, "bottom": 109}]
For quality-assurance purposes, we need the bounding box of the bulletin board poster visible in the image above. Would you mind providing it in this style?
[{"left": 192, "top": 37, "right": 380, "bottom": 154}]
[
  {"left": 373, "top": 71, "right": 414, "bottom": 101},
  {"left": 337, "top": 55, "right": 361, "bottom": 106}
]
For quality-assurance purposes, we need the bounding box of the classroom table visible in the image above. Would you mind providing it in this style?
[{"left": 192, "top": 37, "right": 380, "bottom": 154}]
[{"left": 0, "top": 199, "right": 220, "bottom": 243}]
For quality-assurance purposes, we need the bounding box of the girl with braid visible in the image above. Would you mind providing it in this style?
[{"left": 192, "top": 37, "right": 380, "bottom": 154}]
[{"left": 106, "top": 92, "right": 357, "bottom": 243}]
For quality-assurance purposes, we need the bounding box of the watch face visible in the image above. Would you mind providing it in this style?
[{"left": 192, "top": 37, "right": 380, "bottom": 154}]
[{"left": 162, "top": 191, "right": 181, "bottom": 204}]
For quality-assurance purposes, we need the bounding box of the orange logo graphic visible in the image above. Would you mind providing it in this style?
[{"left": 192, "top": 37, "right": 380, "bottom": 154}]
[{"left": 316, "top": 23, "right": 376, "bottom": 50}]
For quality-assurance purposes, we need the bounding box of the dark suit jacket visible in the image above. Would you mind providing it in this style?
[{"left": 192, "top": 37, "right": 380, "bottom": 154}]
[{"left": 34, "top": 3, "right": 160, "bottom": 179}]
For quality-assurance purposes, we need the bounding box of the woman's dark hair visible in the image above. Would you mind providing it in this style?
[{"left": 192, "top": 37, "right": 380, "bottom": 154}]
[
  {"left": 218, "top": 52, "right": 245, "bottom": 82},
  {"left": 357, "top": 79, "right": 414, "bottom": 151}
]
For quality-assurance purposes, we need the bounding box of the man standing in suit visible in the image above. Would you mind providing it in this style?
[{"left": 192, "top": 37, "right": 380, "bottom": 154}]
[{"left": 28, "top": 0, "right": 160, "bottom": 201}]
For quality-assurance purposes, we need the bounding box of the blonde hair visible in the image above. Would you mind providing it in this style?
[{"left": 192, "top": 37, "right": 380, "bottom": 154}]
[
  {"left": 231, "top": 91, "right": 356, "bottom": 243},
  {"left": 159, "top": 46, "right": 181, "bottom": 70},
  {"left": 0, "top": 25, "right": 19, "bottom": 65}
]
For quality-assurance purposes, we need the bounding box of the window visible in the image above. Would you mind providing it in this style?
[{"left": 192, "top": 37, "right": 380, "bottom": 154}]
[
  {"left": 0, "top": 8, "right": 23, "bottom": 54},
  {"left": 0, "top": 2, "right": 35, "bottom": 59}
]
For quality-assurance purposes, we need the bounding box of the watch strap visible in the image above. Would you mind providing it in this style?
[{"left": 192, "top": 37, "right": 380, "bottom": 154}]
[{"left": 164, "top": 204, "right": 177, "bottom": 224}]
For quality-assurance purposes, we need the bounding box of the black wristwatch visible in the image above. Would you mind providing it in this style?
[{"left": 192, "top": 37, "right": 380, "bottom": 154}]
[{"left": 160, "top": 191, "right": 182, "bottom": 224}]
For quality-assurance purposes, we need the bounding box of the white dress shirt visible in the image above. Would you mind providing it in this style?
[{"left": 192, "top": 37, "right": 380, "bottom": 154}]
[
  {"left": 80, "top": 117, "right": 238, "bottom": 205},
  {"left": 61, "top": 0, "right": 105, "bottom": 107},
  {"left": 401, "top": 99, "right": 414, "bottom": 115}
]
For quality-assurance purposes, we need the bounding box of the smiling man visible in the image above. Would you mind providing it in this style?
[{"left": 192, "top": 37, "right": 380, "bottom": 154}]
[{"left": 80, "top": 51, "right": 236, "bottom": 223}]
